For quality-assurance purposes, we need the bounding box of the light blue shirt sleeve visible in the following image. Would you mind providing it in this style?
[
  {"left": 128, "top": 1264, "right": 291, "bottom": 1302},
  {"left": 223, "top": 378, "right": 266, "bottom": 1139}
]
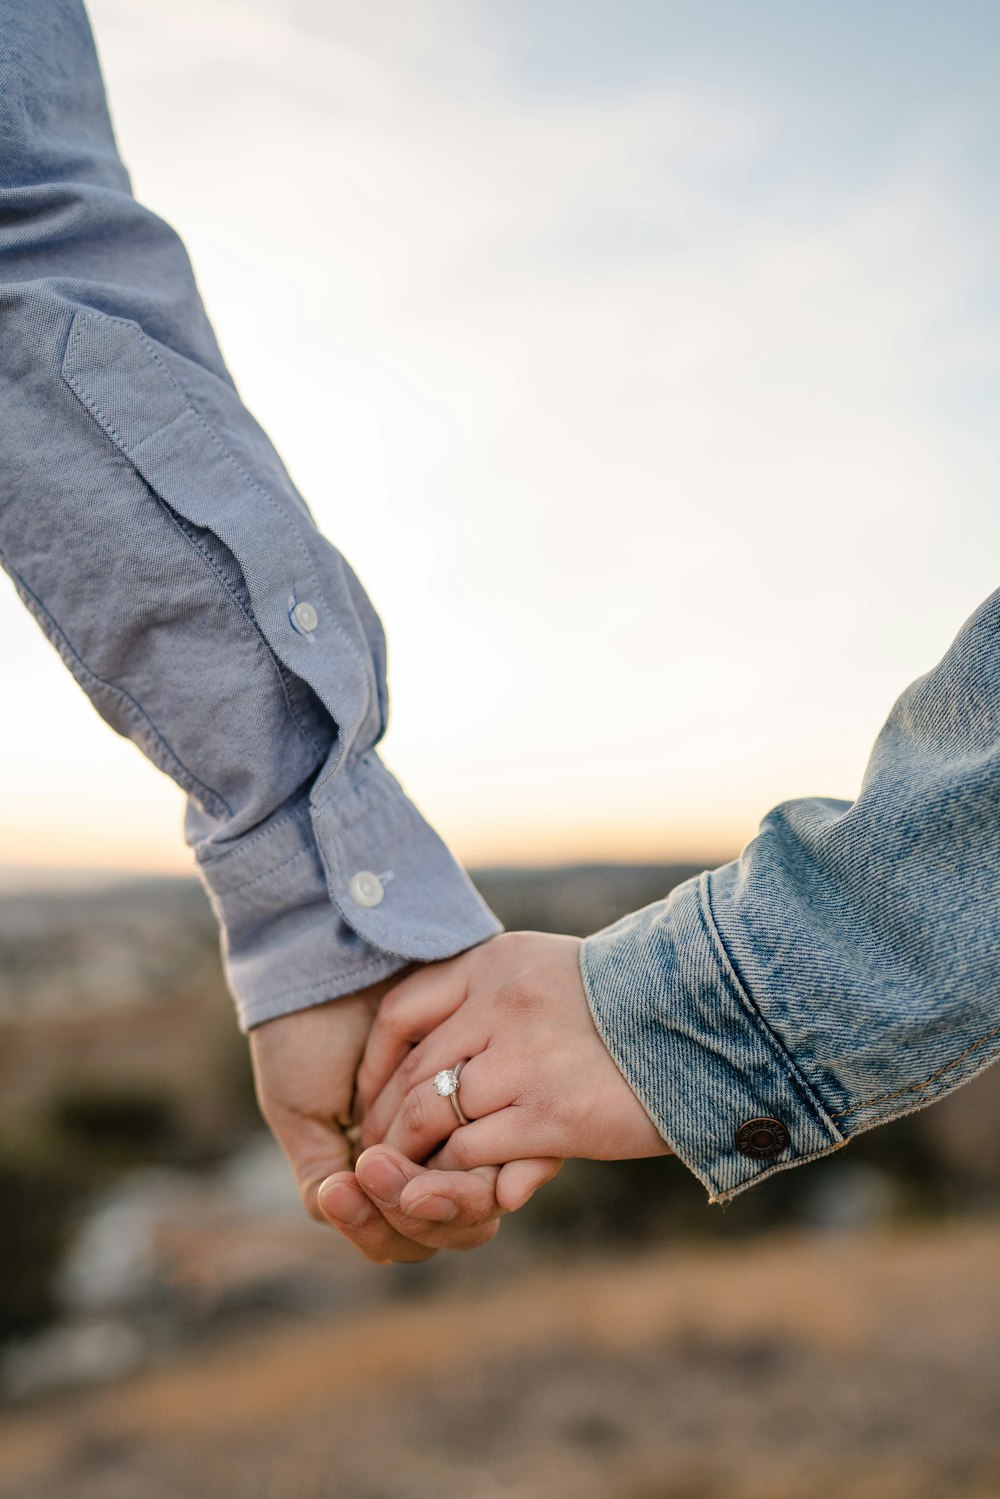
[
  {"left": 0, "top": 0, "right": 500, "bottom": 1030},
  {"left": 583, "top": 589, "right": 1000, "bottom": 1201}
]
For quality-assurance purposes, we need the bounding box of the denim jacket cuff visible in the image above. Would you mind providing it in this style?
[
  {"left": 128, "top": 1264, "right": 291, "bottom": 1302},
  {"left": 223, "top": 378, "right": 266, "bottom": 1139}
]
[
  {"left": 191, "top": 752, "right": 501, "bottom": 1032},
  {"left": 580, "top": 872, "right": 844, "bottom": 1202}
]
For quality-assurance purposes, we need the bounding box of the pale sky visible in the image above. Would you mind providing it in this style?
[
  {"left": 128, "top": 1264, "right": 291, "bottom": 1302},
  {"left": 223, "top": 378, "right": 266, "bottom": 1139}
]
[{"left": 2, "top": 0, "right": 999, "bottom": 875}]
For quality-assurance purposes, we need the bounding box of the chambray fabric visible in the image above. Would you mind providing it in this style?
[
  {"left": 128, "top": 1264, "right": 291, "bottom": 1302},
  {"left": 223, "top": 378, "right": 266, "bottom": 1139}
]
[
  {"left": 5, "top": 2, "right": 998, "bottom": 1207},
  {"left": 583, "top": 589, "right": 1000, "bottom": 1200},
  {"left": 0, "top": 0, "right": 500, "bottom": 1029}
]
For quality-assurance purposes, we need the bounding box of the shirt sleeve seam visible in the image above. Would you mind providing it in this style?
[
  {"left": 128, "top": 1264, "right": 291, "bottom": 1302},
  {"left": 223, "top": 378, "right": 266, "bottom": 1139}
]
[
  {"left": 310, "top": 751, "right": 399, "bottom": 831},
  {"left": 194, "top": 787, "right": 314, "bottom": 869},
  {"left": 193, "top": 750, "right": 390, "bottom": 876},
  {"left": 63, "top": 309, "right": 374, "bottom": 711},
  {"left": 212, "top": 844, "right": 313, "bottom": 903}
]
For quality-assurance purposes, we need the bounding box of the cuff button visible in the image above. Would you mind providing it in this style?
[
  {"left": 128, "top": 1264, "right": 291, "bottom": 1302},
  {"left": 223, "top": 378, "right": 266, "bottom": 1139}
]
[
  {"left": 735, "top": 1117, "right": 790, "bottom": 1160},
  {"left": 291, "top": 600, "right": 319, "bottom": 634},
  {"left": 348, "top": 871, "right": 384, "bottom": 908}
]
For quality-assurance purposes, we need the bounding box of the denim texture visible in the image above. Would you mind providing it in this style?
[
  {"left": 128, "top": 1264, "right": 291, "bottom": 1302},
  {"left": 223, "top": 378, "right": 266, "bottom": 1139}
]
[
  {"left": 583, "top": 589, "right": 1000, "bottom": 1200},
  {"left": 0, "top": 1, "right": 500, "bottom": 1029},
  {"left": 5, "top": 3, "right": 997, "bottom": 1205}
]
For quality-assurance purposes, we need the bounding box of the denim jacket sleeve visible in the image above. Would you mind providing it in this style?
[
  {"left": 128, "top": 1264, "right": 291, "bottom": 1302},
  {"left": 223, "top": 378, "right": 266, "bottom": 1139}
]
[
  {"left": 582, "top": 589, "right": 1000, "bottom": 1202},
  {"left": 0, "top": 0, "right": 500, "bottom": 1030}
]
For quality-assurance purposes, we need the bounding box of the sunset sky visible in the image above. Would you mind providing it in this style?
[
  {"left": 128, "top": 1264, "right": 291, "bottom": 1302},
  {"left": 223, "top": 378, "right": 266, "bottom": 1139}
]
[{"left": 2, "top": 0, "right": 999, "bottom": 877}]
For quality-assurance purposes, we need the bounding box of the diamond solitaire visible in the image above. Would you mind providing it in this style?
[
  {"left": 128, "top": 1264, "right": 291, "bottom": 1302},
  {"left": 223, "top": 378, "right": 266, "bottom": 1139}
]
[
  {"left": 433, "top": 1068, "right": 459, "bottom": 1097},
  {"left": 431, "top": 1062, "right": 471, "bottom": 1125}
]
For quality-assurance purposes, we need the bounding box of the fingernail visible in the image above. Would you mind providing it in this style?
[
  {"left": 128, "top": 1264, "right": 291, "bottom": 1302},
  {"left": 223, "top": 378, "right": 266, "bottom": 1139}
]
[
  {"left": 408, "top": 1193, "right": 459, "bottom": 1223},
  {"left": 357, "top": 1155, "right": 406, "bottom": 1206},
  {"left": 318, "top": 1178, "right": 367, "bottom": 1226}
]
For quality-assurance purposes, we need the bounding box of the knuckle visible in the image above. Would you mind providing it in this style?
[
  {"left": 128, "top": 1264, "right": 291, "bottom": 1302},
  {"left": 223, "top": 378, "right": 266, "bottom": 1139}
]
[
  {"left": 462, "top": 1194, "right": 497, "bottom": 1229},
  {"left": 496, "top": 973, "right": 540, "bottom": 1017},
  {"left": 488, "top": 931, "right": 529, "bottom": 970},
  {"left": 456, "top": 1220, "right": 501, "bottom": 1253},
  {"left": 435, "top": 1188, "right": 486, "bottom": 1229},
  {"left": 400, "top": 1086, "right": 429, "bottom": 1135},
  {"left": 446, "top": 1129, "right": 475, "bottom": 1171},
  {"left": 377, "top": 987, "right": 404, "bottom": 1029},
  {"left": 396, "top": 1047, "right": 424, "bottom": 1091},
  {"left": 485, "top": 942, "right": 546, "bottom": 1015}
]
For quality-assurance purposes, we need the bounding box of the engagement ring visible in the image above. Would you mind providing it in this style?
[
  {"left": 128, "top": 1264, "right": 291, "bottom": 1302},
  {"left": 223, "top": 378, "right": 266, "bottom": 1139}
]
[{"left": 432, "top": 1062, "right": 471, "bottom": 1126}]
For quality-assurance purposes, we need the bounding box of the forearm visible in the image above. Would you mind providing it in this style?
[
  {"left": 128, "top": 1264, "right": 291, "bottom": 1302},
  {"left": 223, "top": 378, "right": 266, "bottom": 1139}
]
[
  {"left": 0, "top": 0, "right": 499, "bottom": 1027},
  {"left": 583, "top": 588, "right": 1000, "bottom": 1200}
]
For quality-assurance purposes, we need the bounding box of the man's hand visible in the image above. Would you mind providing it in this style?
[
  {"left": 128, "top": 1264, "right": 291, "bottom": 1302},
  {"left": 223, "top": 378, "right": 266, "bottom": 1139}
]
[
  {"left": 248, "top": 974, "right": 561, "bottom": 1264},
  {"left": 249, "top": 978, "right": 390, "bottom": 1221}
]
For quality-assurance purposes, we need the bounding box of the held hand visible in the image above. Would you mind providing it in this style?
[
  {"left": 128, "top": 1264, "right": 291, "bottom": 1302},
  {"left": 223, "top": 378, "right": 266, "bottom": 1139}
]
[
  {"left": 356, "top": 933, "right": 670, "bottom": 1171},
  {"left": 249, "top": 977, "right": 391, "bottom": 1221},
  {"left": 249, "top": 973, "right": 562, "bottom": 1263},
  {"left": 317, "top": 1148, "right": 563, "bottom": 1261}
]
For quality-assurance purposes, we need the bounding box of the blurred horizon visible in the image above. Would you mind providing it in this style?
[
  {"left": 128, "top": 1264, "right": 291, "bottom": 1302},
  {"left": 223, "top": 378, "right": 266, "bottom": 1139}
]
[{"left": 2, "top": 0, "right": 999, "bottom": 876}]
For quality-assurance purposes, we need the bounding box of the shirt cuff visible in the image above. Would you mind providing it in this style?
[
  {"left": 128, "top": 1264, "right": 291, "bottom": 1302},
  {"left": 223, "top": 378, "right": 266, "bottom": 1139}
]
[
  {"left": 189, "top": 751, "right": 501, "bottom": 1031},
  {"left": 579, "top": 871, "right": 844, "bottom": 1202}
]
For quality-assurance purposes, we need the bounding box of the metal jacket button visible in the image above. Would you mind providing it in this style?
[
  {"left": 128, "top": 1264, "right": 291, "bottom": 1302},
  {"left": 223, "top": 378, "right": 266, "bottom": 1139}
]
[{"left": 734, "top": 1117, "right": 789, "bottom": 1160}]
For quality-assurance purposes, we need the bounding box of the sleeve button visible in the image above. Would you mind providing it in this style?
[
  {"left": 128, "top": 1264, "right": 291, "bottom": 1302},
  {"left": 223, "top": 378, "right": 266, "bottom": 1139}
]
[
  {"left": 291, "top": 600, "right": 319, "bottom": 633},
  {"left": 348, "top": 871, "right": 384, "bottom": 908},
  {"left": 734, "top": 1117, "right": 790, "bottom": 1160}
]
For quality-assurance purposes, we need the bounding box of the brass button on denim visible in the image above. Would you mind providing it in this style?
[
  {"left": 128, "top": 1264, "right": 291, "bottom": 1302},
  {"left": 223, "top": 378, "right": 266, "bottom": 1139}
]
[{"left": 734, "top": 1118, "right": 789, "bottom": 1159}]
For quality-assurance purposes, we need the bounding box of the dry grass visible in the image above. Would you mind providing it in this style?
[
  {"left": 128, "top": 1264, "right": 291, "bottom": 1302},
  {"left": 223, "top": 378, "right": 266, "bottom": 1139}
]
[{"left": 2, "top": 1220, "right": 1000, "bottom": 1498}]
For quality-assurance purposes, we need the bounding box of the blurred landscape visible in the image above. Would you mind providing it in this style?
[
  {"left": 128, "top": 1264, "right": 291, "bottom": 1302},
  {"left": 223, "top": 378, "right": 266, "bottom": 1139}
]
[{"left": 1, "top": 865, "right": 999, "bottom": 1498}]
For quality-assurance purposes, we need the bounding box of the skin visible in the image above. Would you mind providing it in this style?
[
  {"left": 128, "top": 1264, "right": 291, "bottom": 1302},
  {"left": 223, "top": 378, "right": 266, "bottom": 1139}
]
[
  {"left": 356, "top": 932, "right": 671, "bottom": 1177},
  {"left": 248, "top": 970, "right": 562, "bottom": 1265}
]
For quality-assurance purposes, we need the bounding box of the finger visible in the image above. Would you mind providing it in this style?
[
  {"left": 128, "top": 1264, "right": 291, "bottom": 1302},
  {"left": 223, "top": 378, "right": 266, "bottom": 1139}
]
[
  {"left": 401, "top": 1156, "right": 564, "bottom": 1220},
  {"left": 361, "top": 1012, "right": 491, "bottom": 1152},
  {"left": 495, "top": 1156, "right": 564, "bottom": 1211},
  {"left": 316, "top": 1170, "right": 438, "bottom": 1263},
  {"left": 374, "top": 1048, "right": 509, "bottom": 1163},
  {"left": 355, "top": 954, "right": 473, "bottom": 1115},
  {"left": 338, "top": 1148, "right": 506, "bottom": 1254},
  {"left": 317, "top": 1149, "right": 532, "bottom": 1264},
  {"left": 429, "top": 1105, "right": 549, "bottom": 1173},
  {"left": 397, "top": 1165, "right": 508, "bottom": 1223}
]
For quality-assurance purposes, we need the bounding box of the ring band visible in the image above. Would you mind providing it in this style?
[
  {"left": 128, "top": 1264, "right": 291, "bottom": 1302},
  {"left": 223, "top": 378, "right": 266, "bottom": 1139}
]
[{"left": 432, "top": 1061, "right": 471, "bottom": 1126}]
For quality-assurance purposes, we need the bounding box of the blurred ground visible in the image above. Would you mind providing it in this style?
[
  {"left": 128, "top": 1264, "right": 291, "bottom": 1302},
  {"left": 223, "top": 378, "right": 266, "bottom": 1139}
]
[
  {"left": 1, "top": 1221, "right": 999, "bottom": 1499},
  {"left": 2, "top": 871, "right": 1000, "bottom": 1498}
]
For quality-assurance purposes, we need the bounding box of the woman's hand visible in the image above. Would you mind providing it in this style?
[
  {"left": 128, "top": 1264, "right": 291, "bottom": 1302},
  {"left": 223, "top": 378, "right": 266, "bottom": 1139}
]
[
  {"left": 356, "top": 932, "right": 670, "bottom": 1175},
  {"left": 250, "top": 973, "right": 562, "bottom": 1262}
]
